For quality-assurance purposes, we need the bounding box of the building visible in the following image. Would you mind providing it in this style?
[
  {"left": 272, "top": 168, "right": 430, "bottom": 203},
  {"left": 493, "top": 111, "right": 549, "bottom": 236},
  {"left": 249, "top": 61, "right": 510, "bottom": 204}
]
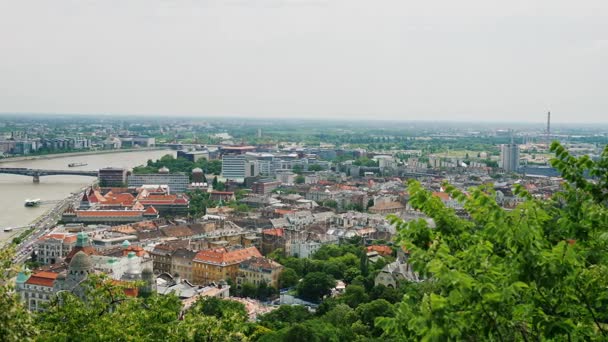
[
  {"left": 221, "top": 154, "right": 259, "bottom": 181},
  {"left": 500, "top": 143, "right": 520, "bottom": 173},
  {"left": 35, "top": 233, "right": 78, "bottom": 265},
  {"left": 368, "top": 201, "right": 405, "bottom": 215},
  {"left": 98, "top": 168, "right": 128, "bottom": 187},
  {"left": 150, "top": 243, "right": 181, "bottom": 275},
  {"left": 119, "top": 136, "right": 155, "bottom": 147},
  {"left": 16, "top": 250, "right": 95, "bottom": 311},
  {"left": 191, "top": 168, "right": 205, "bottom": 183},
  {"left": 374, "top": 251, "right": 420, "bottom": 288},
  {"left": 261, "top": 228, "right": 289, "bottom": 256},
  {"left": 237, "top": 257, "right": 284, "bottom": 289},
  {"left": 16, "top": 270, "right": 59, "bottom": 311},
  {"left": 192, "top": 246, "right": 262, "bottom": 285},
  {"left": 136, "top": 193, "right": 190, "bottom": 216},
  {"left": 127, "top": 172, "right": 189, "bottom": 193},
  {"left": 177, "top": 150, "right": 210, "bottom": 162},
  {"left": 62, "top": 206, "right": 159, "bottom": 224},
  {"left": 170, "top": 248, "right": 197, "bottom": 282},
  {"left": 209, "top": 191, "right": 236, "bottom": 202},
  {"left": 252, "top": 179, "right": 281, "bottom": 195}
]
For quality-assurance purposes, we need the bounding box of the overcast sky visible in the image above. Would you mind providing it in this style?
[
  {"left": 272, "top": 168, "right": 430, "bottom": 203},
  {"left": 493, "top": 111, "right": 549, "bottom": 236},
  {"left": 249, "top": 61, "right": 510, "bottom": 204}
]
[{"left": 0, "top": 1, "right": 607, "bottom": 123}]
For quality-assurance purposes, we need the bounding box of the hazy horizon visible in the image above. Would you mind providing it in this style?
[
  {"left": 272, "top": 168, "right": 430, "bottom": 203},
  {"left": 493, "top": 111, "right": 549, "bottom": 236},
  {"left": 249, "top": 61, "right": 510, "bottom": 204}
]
[{"left": 1, "top": 1, "right": 607, "bottom": 123}]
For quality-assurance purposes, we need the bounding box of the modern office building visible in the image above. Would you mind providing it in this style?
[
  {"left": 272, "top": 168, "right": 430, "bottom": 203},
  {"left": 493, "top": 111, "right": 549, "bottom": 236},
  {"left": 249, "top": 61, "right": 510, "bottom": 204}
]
[
  {"left": 98, "top": 168, "right": 128, "bottom": 187},
  {"left": 221, "top": 154, "right": 259, "bottom": 181},
  {"left": 500, "top": 144, "right": 520, "bottom": 173},
  {"left": 127, "top": 172, "right": 189, "bottom": 193}
]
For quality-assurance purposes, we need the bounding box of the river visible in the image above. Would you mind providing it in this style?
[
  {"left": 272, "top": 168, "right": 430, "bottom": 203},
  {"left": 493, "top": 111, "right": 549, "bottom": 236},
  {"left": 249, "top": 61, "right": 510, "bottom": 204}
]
[{"left": 0, "top": 149, "right": 176, "bottom": 242}]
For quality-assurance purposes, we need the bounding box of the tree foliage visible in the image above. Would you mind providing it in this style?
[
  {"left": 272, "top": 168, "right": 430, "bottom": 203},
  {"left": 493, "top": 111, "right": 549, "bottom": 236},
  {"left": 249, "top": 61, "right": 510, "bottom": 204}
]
[{"left": 378, "top": 142, "right": 608, "bottom": 341}]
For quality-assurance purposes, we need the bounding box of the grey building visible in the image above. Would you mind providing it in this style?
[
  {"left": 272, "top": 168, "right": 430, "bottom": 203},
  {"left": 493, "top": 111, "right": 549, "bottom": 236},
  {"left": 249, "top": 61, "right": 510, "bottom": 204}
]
[
  {"left": 500, "top": 144, "right": 520, "bottom": 173},
  {"left": 221, "top": 154, "right": 259, "bottom": 181},
  {"left": 127, "top": 173, "right": 189, "bottom": 193}
]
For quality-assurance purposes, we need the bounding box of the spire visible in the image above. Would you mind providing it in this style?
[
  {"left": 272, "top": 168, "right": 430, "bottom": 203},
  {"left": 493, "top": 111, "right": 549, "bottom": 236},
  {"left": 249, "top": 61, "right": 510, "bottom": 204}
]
[{"left": 76, "top": 231, "right": 89, "bottom": 248}]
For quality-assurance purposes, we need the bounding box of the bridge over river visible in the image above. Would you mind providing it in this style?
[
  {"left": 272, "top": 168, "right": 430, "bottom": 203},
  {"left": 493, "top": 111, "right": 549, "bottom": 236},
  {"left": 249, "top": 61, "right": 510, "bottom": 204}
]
[{"left": 0, "top": 167, "right": 98, "bottom": 183}]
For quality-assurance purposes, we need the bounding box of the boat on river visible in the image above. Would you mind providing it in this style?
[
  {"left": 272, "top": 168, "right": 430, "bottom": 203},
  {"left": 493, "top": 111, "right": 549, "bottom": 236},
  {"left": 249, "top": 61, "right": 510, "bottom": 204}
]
[
  {"left": 68, "top": 162, "right": 88, "bottom": 167},
  {"left": 24, "top": 199, "right": 41, "bottom": 207}
]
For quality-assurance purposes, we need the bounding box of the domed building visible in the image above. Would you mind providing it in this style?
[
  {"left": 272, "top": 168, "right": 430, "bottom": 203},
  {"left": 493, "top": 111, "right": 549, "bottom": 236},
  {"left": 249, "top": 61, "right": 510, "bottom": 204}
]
[
  {"left": 64, "top": 231, "right": 97, "bottom": 264},
  {"left": 53, "top": 251, "right": 95, "bottom": 297}
]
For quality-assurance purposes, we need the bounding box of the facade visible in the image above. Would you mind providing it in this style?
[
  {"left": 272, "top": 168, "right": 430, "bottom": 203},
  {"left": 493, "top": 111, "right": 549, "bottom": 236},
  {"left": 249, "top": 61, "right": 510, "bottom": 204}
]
[
  {"left": 119, "top": 136, "right": 155, "bottom": 147},
  {"left": 150, "top": 244, "right": 175, "bottom": 275},
  {"left": 62, "top": 206, "right": 159, "bottom": 224},
  {"left": 500, "top": 143, "right": 520, "bottom": 173},
  {"left": 128, "top": 173, "right": 189, "bottom": 193},
  {"left": 98, "top": 168, "right": 128, "bottom": 187},
  {"left": 16, "top": 271, "right": 58, "bottom": 311},
  {"left": 192, "top": 247, "right": 262, "bottom": 285},
  {"left": 36, "top": 233, "right": 78, "bottom": 265},
  {"left": 16, "top": 250, "right": 95, "bottom": 311},
  {"left": 237, "top": 257, "right": 284, "bottom": 289},
  {"left": 252, "top": 180, "right": 281, "bottom": 195},
  {"left": 170, "top": 248, "right": 197, "bottom": 282},
  {"left": 221, "top": 154, "right": 259, "bottom": 181},
  {"left": 136, "top": 193, "right": 190, "bottom": 216}
]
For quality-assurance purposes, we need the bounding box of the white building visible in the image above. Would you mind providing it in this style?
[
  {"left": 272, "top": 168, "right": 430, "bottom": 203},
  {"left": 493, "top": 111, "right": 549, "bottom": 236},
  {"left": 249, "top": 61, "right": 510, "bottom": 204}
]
[{"left": 127, "top": 171, "right": 189, "bottom": 193}]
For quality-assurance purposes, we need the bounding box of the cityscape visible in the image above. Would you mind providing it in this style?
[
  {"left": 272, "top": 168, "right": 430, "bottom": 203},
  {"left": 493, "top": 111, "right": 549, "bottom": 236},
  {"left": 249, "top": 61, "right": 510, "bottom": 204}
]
[
  {"left": 2, "top": 1, "right": 608, "bottom": 341},
  {"left": 1, "top": 113, "right": 608, "bottom": 340}
]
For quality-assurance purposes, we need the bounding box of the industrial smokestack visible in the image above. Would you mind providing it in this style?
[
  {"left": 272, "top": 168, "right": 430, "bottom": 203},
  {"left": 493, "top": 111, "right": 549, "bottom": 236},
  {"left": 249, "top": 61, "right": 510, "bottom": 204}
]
[{"left": 547, "top": 111, "right": 551, "bottom": 135}]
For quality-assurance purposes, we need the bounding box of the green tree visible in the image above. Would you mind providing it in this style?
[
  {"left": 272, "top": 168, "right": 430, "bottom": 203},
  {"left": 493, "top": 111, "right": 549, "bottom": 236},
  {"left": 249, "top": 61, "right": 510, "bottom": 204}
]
[
  {"left": 294, "top": 175, "right": 305, "bottom": 184},
  {"left": 258, "top": 305, "right": 312, "bottom": 331},
  {"left": 322, "top": 199, "right": 338, "bottom": 209},
  {"left": 0, "top": 248, "right": 37, "bottom": 341},
  {"left": 279, "top": 268, "right": 299, "bottom": 288},
  {"left": 308, "top": 164, "right": 323, "bottom": 172},
  {"left": 292, "top": 164, "right": 304, "bottom": 174},
  {"left": 297, "top": 272, "right": 336, "bottom": 302},
  {"left": 340, "top": 285, "right": 369, "bottom": 308},
  {"left": 378, "top": 142, "right": 608, "bottom": 341},
  {"left": 356, "top": 299, "right": 394, "bottom": 336}
]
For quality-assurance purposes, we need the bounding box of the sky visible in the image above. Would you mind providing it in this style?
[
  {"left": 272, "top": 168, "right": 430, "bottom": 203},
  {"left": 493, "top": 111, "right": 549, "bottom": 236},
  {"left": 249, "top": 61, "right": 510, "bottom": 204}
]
[{"left": 0, "top": 0, "right": 607, "bottom": 123}]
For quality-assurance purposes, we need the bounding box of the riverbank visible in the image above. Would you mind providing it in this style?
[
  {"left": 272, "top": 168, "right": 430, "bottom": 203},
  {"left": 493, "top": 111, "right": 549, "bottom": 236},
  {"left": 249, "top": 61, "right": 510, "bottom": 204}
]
[
  {"left": 0, "top": 147, "right": 170, "bottom": 163},
  {"left": 1, "top": 186, "right": 85, "bottom": 254}
]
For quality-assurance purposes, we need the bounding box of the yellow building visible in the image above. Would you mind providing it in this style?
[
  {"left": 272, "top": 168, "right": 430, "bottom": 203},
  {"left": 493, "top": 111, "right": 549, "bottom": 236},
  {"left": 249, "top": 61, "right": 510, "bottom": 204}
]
[
  {"left": 192, "top": 246, "right": 262, "bottom": 285},
  {"left": 237, "top": 257, "right": 284, "bottom": 289}
]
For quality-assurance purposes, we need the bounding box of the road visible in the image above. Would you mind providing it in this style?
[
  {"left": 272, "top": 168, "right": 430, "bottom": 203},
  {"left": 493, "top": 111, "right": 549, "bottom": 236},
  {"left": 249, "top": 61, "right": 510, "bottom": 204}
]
[{"left": 11, "top": 191, "right": 83, "bottom": 265}]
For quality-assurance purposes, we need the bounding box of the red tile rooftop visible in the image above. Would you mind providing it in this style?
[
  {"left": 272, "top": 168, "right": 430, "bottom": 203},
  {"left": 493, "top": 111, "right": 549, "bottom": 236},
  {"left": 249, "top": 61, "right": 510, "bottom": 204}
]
[
  {"left": 432, "top": 192, "right": 450, "bottom": 201},
  {"left": 26, "top": 271, "right": 59, "bottom": 287},
  {"left": 262, "top": 228, "right": 284, "bottom": 237},
  {"left": 194, "top": 247, "right": 261, "bottom": 265}
]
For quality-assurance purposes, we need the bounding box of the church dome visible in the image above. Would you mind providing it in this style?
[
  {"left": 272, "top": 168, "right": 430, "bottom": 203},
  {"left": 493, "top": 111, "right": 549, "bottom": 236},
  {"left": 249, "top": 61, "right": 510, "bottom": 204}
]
[
  {"left": 122, "top": 240, "right": 131, "bottom": 248},
  {"left": 69, "top": 251, "right": 93, "bottom": 272}
]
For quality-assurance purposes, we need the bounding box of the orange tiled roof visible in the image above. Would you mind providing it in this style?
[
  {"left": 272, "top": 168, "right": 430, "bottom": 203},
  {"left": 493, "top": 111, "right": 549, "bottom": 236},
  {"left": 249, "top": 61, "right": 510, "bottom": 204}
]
[
  {"left": 274, "top": 209, "right": 295, "bottom": 216},
  {"left": 367, "top": 245, "right": 393, "bottom": 256},
  {"left": 38, "top": 233, "right": 77, "bottom": 244},
  {"left": 101, "top": 193, "right": 135, "bottom": 206},
  {"left": 143, "top": 206, "right": 158, "bottom": 215},
  {"left": 26, "top": 271, "right": 59, "bottom": 287},
  {"left": 194, "top": 247, "right": 262, "bottom": 266},
  {"left": 369, "top": 202, "right": 404, "bottom": 211},
  {"left": 432, "top": 192, "right": 450, "bottom": 201},
  {"left": 262, "top": 228, "right": 284, "bottom": 237}
]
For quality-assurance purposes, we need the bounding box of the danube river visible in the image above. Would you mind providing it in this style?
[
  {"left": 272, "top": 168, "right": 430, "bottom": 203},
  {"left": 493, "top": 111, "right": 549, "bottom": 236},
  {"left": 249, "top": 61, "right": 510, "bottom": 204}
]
[{"left": 0, "top": 149, "right": 176, "bottom": 241}]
